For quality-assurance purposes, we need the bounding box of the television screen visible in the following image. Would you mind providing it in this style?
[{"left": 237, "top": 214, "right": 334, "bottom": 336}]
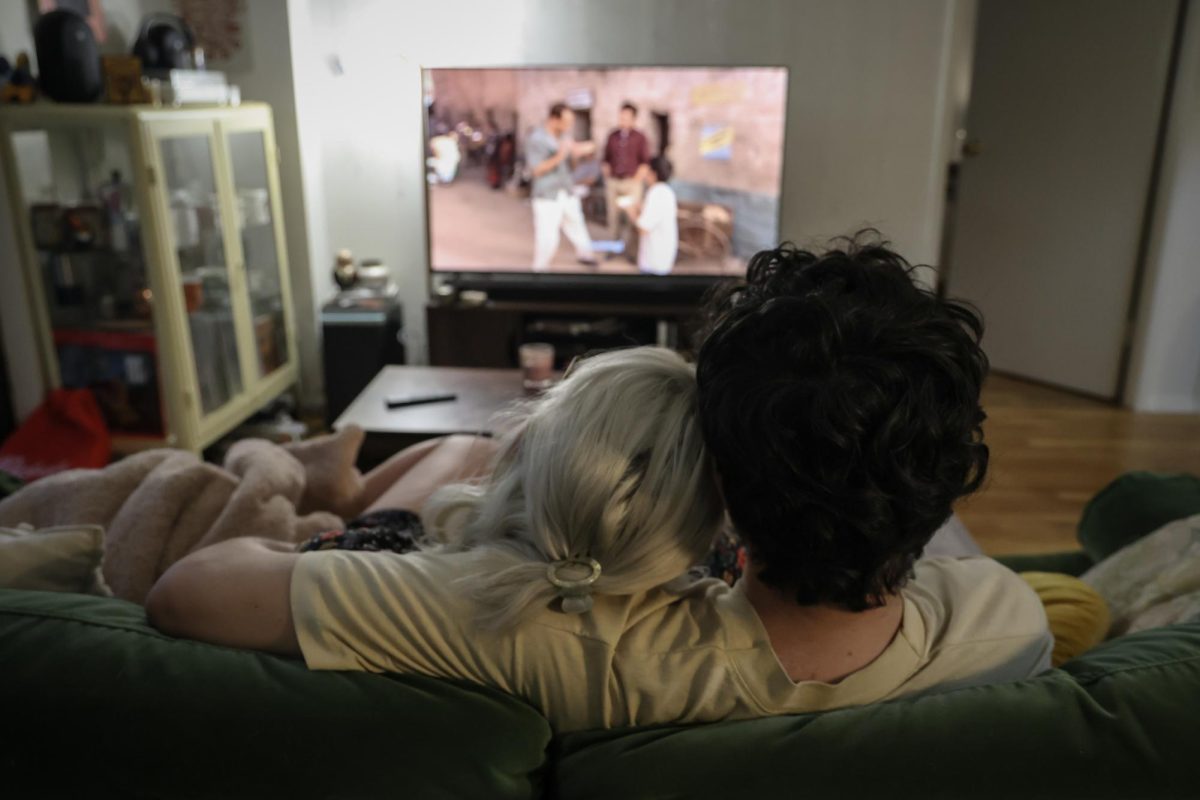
[{"left": 424, "top": 66, "right": 788, "bottom": 277}]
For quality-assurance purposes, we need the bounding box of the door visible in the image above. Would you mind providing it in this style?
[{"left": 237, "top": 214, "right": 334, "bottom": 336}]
[
  {"left": 945, "top": 0, "right": 1180, "bottom": 398},
  {"left": 144, "top": 117, "right": 253, "bottom": 444}
]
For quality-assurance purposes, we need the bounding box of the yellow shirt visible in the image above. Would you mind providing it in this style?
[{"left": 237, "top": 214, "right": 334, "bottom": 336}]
[{"left": 291, "top": 553, "right": 1052, "bottom": 733}]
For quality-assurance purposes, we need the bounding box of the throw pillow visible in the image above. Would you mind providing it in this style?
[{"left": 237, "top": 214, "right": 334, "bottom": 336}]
[
  {"left": 1082, "top": 513, "right": 1200, "bottom": 636},
  {"left": 0, "top": 524, "right": 112, "bottom": 595},
  {"left": 1019, "top": 571, "right": 1110, "bottom": 666}
]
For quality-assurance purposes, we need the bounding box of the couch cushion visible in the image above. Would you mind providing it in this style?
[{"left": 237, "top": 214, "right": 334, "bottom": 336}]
[
  {"left": 994, "top": 549, "right": 1095, "bottom": 577},
  {"left": 551, "top": 622, "right": 1200, "bottom": 799},
  {"left": 1078, "top": 471, "right": 1200, "bottom": 562},
  {"left": 0, "top": 588, "right": 551, "bottom": 799},
  {"left": 1082, "top": 514, "right": 1200, "bottom": 637}
]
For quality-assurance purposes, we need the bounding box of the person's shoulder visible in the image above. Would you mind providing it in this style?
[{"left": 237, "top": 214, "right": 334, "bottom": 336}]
[
  {"left": 894, "top": 557, "right": 1054, "bottom": 693},
  {"left": 609, "top": 578, "right": 744, "bottom": 655},
  {"left": 295, "top": 547, "right": 466, "bottom": 594},
  {"left": 911, "top": 556, "right": 1039, "bottom": 606},
  {"left": 909, "top": 556, "right": 1048, "bottom": 643}
]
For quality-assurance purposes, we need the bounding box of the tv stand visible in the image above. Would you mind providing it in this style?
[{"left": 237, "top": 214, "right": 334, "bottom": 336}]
[{"left": 425, "top": 294, "right": 706, "bottom": 369}]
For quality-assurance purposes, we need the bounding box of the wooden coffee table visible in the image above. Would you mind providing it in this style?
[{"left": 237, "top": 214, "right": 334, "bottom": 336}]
[{"left": 332, "top": 366, "right": 527, "bottom": 466}]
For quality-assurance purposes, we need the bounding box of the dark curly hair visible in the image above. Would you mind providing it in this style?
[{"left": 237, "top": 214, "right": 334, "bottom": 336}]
[{"left": 696, "top": 232, "right": 989, "bottom": 611}]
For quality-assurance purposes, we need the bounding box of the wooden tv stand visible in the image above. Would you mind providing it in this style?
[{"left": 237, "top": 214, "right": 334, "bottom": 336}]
[{"left": 426, "top": 297, "right": 704, "bottom": 369}]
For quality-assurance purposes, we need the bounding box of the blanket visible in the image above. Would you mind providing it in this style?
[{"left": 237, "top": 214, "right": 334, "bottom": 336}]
[{"left": 0, "top": 427, "right": 369, "bottom": 604}]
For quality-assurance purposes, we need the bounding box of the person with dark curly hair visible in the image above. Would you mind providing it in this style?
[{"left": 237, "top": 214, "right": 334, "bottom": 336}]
[
  {"left": 695, "top": 233, "right": 1053, "bottom": 695},
  {"left": 143, "top": 236, "right": 1055, "bottom": 732}
]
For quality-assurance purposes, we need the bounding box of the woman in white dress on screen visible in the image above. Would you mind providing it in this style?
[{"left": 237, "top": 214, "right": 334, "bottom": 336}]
[{"left": 633, "top": 156, "right": 679, "bottom": 275}]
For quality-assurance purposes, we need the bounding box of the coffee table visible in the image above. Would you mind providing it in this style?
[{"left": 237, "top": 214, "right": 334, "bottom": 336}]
[{"left": 332, "top": 366, "right": 527, "bottom": 466}]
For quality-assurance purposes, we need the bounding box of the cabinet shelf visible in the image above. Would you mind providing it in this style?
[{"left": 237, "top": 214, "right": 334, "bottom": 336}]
[{"left": 0, "top": 103, "right": 298, "bottom": 453}]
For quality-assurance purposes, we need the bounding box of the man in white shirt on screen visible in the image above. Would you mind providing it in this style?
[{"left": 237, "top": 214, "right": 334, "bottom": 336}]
[
  {"left": 526, "top": 102, "right": 598, "bottom": 272},
  {"left": 632, "top": 156, "right": 679, "bottom": 275}
]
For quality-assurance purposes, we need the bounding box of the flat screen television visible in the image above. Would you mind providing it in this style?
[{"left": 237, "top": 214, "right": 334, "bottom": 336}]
[{"left": 424, "top": 66, "right": 788, "bottom": 287}]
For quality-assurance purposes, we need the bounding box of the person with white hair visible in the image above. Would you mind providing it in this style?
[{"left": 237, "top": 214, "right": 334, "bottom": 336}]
[
  {"left": 148, "top": 347, "right": 736, "bottom": 732},
  {"left": 146, "top": 333, "right": 1061, "bottom": 734}
]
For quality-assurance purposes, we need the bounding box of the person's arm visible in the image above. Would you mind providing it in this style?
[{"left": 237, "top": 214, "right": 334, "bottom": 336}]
[
  {"left": 635, "top": 133, "right": 652, "bottom": 181},
  {"left": 529, "top": 136, "right": 569, "bottom": 178},
  {"left": 145, "top": 537, "right": 302, "bottom": 656},
  {"left": 530, "top": 151, "right": 565, "bottom": 178},
  {"left": 359, "top": 437, "right": 443, "bottom": 508},
  {"left": 636, "top": 189, "right": 660, "bottom": 234},
  {"left": 363, "top": 434, "right": 500, "bottom": 514}
]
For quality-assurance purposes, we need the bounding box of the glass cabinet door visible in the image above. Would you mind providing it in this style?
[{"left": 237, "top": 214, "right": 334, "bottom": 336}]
[
  {"left": 154, "top": 131, "right": 244, "bottom": 416},
  {"left": 224, "top": 128, "right": 289, "bottom": 378},
  {"left": 6, "top": 121, "right": 164, "bottom": 437}
]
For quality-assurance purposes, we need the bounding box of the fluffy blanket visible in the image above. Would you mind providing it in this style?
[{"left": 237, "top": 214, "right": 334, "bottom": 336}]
[{"left": 0, "top": 427, "right": 368, "bottom": 604}]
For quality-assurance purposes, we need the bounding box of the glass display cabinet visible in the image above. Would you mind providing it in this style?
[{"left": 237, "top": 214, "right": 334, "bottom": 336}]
[{"left": 0, "top": 103, "right": 297, "bottom": 453}]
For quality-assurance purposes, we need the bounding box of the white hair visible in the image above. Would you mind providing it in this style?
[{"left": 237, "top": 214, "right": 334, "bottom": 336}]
[{"left": 422, "top": 346, "right": 724, "bottom": 629}]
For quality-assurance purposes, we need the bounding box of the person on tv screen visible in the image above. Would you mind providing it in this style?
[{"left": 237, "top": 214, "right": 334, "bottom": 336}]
[
  {"left": 602, "top": 101, "right": 652, "bottom": 242},
  {"left": 631, "top": 156, "right": 678, "bottom": 275},
  {"left": 526, "top": 102, "right": 597, "bottom": 272}
]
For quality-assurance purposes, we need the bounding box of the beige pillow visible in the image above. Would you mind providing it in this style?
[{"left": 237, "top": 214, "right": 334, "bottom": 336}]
[
  {"left": 0, "top": 524, "right": 112, "bottom": 596},
  {"left": 1082, "top": 513, "right": 1200, "bottom": 636}
]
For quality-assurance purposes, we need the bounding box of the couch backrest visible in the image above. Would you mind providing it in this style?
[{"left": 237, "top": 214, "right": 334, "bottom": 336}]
[
  {"left": 0, "top": 589, "right": 552, "bottom": 799},
  {"left": 6, "top": 587, "right": 1199, "bottom": 799},
  {"left": 549, "top": 621, "right": 1200, "bottom": 799}
]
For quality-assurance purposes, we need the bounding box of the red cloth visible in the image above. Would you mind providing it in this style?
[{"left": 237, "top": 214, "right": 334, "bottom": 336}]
[
  {"left": 603, "top": 128, "right": 651, "bottom": 178},
  {"left": 0, "top": 389, "right": 111, "bottom": 481}
]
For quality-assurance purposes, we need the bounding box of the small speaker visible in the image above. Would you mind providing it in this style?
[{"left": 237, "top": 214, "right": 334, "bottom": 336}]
[{"left": 34, "top": 10, "right": 103, "bottom": 103}]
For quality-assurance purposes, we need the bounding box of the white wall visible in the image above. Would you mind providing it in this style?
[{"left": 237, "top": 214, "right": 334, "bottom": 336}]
[
  {"left": 1127, "top": 4, "right": 1200, "bottom": 412},
  {"left": 1, "top": 0, "right": 979, "bottom": 417},
  {"left": 218, "top": 0, "right": 321, "bottom": 412},
  {"left": 290, "top": 0, "right": 971, "bottom": 375}
]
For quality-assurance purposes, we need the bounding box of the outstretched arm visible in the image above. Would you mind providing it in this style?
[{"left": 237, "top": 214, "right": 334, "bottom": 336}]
[
  {"left": 530, "top": 144, "right": 568, "bottom": 177},
  {"left": 362, "top": 434, "right": 501, "bottom": 514},
  {"left": 146, "top": 537, "right": 302, "bottom": 656},
  {"left": 147, "top": 436, "right": 501, "bottom": 654}
]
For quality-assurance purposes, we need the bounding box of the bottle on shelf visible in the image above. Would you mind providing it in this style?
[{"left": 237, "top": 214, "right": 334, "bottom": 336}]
[{"left": 97, "top": 169, "right": 133, "bottom": 253}]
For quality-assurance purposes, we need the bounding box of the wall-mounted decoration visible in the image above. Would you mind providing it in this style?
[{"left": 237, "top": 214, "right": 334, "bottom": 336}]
[
  {"left": 690, "top": 82, "right": 744, "bottom": 107},
  {"left": 174, "top": 0, "right": 248, "bottom": 69},
  {"left": 699, "top": 124, "right": 734, "bottom": 160},
  {"left": 565, "top": 87, "right": 593, "bottom": 110}
]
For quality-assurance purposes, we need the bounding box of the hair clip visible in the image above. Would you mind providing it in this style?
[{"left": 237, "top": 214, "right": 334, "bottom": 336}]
[{"left": 547, "top": 556, "right": 602, "bottom": 614}]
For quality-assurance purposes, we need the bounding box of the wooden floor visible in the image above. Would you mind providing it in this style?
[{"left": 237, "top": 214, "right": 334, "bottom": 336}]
[{"left": 959, "top": 374, "right": 1200, "bottom": 556}]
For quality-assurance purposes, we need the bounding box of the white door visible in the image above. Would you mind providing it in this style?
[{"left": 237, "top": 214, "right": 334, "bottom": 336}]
[{"left": 945, "top": 0, "right": 1180, "bottom": 398}]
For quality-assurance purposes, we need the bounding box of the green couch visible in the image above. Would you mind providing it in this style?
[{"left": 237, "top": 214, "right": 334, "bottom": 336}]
[{"left": 3, "top": 472, "right": 1200, "bottom": 798}]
